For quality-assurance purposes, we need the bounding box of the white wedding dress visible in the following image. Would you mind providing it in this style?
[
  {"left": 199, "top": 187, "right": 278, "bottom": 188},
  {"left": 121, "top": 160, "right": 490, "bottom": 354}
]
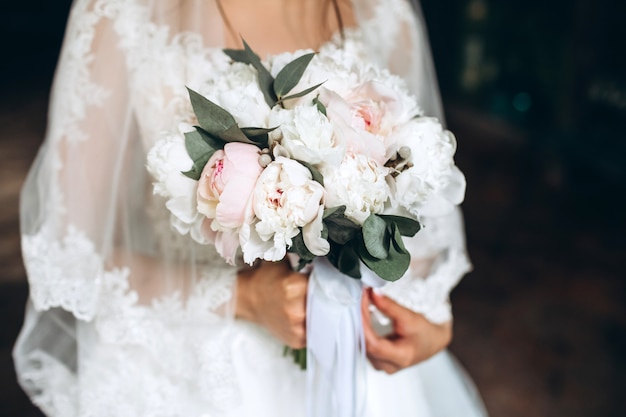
[{"left": 14, "top": 0, "right": 488, "bottom": 416}]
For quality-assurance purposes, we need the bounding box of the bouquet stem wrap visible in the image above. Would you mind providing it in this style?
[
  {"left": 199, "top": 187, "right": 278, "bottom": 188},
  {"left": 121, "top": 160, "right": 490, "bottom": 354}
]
[{"left": 306, "top": 257, "right": 366, "bottom": 417}]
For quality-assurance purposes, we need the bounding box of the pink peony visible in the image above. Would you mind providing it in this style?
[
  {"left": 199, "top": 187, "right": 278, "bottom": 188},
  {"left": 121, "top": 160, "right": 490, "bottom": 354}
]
[
  {"left": 322, "top": 81, "right": 418, "bottom": 165},
  {"left": 196, "top": 142, "right": 262, "bottom": 263}
]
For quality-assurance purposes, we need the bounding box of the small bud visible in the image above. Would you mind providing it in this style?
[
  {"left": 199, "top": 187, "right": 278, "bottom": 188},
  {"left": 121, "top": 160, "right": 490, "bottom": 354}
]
[
  {"left": 398, "top": 146, "right": 411, "bottom": 160},
  {"left": 258, "top": 153, "right": 273, "bottom": 168},
  {"left": 261, "top": 147, "right": 271, "bottom": 154}
]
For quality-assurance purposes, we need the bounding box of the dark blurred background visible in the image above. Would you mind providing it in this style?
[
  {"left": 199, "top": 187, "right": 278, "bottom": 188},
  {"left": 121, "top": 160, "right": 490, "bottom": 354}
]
[{"left": 1, "top": 0, "right": 624, "bottom": 416}]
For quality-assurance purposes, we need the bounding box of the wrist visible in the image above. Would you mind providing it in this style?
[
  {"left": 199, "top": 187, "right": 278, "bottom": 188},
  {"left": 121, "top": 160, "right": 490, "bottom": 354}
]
[{"left": 235, "top": 267, "right": 257, "bottom": 322}]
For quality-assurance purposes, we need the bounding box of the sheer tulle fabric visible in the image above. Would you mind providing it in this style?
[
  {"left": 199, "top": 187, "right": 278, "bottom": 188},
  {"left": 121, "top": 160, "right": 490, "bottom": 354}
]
[{"left": 14, "top": 0, "right": 485, "bottom": 415}]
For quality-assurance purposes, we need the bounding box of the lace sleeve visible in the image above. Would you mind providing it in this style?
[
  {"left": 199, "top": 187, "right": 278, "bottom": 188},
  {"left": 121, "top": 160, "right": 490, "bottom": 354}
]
[
  {"left": 15, "top": 1, "right": 240, "bottom": 414},
  {"left": 19, "top": 0, "right": 236, "bottom": 321},
  {"left": 379, "top": 208, "right": 472, "bottom": 323}
]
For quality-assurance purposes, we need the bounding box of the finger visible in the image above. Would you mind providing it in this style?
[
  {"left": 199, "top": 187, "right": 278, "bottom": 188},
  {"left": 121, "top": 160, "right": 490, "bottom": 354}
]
[
  {"left": 362, "top": 307, "right": 381, "bottom": 349},
  {"left": 361, "top": 288, "right": 372, "bottom": 328},
  {"left": 369, "top": 290, "right": 407, "bottom": 322},
  {"left": 363, "top": 321, "right": 402, "bottom": 362},
  {"left": 368, "top": 356, "right": 399, "bottom": 375},
  {"left": 362, "top": 289, "right": 382, "bottom": 346},
  {"left": 287, "top": 335, "right": 306, "bottom": 349},
  {"left": 283, "top": 274, "right": 308, "bottom": 300}
]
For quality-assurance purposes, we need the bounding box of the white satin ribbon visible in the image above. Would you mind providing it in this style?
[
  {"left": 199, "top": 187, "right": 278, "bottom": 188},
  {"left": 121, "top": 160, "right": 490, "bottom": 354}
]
[{"left": 306, "top": 257, "right": 366, "bottom": 417}]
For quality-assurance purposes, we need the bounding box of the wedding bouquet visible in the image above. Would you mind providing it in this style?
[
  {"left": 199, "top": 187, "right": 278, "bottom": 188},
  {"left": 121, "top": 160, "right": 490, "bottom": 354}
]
[{"left": 147, "top": 40, "right": 465, "bottom": 284}]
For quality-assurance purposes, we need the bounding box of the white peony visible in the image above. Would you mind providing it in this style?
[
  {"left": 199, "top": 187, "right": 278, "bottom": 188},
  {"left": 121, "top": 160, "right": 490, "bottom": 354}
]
[
  {"left": 241, "top": 156, "right": 329, "bottom": 264},
  {"left": 320, "top": 79, "right": 419, "bottom": 166},
  {"left": 322, "top": 152, "right": 390, "bottom": 225},
  {"left": 146, "top": 128, "right": 207, "bottom": 242},
  {"left": 392, "top": 117, "right": 466, "bottom": 217},
  {"left": 268, "top": 103, "right": 342, "bottom": 166},
  {"left": 201, "top": 61, "right": 271, "bottom": 128}
]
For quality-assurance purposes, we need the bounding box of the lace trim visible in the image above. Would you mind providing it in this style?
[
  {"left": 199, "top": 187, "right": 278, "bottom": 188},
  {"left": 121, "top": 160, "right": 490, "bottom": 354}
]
[
  {"left": 381, "top": 247, "right": 472, "bottom": 324},
  {"left": 21, "top": 225, "right": 103, "bottom": 321},
  {"left": 16, "top": 350, "right": 78, "bottom": 416},
  {"left": 20, "top": 223, "right": 240, "bottom": 415}
]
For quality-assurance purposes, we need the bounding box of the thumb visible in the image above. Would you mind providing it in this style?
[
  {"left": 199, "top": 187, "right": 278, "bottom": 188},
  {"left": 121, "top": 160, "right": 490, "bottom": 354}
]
[{"left": 369, "top": 290, "right": 406, "bottom": 321}]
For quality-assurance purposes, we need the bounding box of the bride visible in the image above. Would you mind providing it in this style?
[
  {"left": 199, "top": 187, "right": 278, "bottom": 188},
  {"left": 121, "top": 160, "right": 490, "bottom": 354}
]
[{"left": 14, "top": 0, "right": 488, "bottom": 415}]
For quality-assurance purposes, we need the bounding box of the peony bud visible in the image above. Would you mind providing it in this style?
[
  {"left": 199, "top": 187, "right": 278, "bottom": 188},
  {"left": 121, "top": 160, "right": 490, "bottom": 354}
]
[
  {"left": 398, "top": 146, "right": 411, "bottom": 160},
  {"left": 258, "top": 153, "right": 273, "bottom": 168}
]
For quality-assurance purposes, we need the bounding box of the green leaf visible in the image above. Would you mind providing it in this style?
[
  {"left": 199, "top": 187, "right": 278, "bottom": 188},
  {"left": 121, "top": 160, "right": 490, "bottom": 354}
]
[
  {"left": 327, "top": 226, "right": 359, "bottom": 246},
  {"left": 358, "top": 224, "right": 410, "bottom": 282},
  {"left": 378, "top": 215, "right": 421, "bottom": 237},
  {"left": 362, "top": 214, "right": 389, "bottom": 259},
  {"left": 240, "top": 126, "right": 277, "bottom": 137},
  {"left": 323, "top": 205, "right": 346, "bottom": 219},
  {"left": 336, "top": 245, "right": 361, "bottom": 278},
  {"left": 289, "top": 230, "right": 316, "bottom": 264},
  {"left": 274, "top": 53, "right": 316, "bottom": 98},
  {"left": 390, "top": 224, "right": 410, "bottom": 258},
  {"left": 241, "top": 126, "right": 277, "bottom": 148},
  {"left": 181, "top": 130, "right": 219, "bottom": 181},
  {"left": 181, "top": 155, "right": 213, "bottom": 181},
  {"left": 295, "top": 159, "right": 324, "bottom": 186},
  {"left": 223, "top": 48, "right": 250, "bottom": 64},
  {"left": 323, "top": 206, "right": 360, "bottom": 245},
  {"left": 187, "top": 88, "right": 251, "bottom": 143},
  {"left": 279, "top": 81, "right": 325, "bottom": 102},
  {"left": 181, "top": 168, "right": 201, "bottom": 181},
  {"left": 194, "top": 127, "right": 226, "bottom": 150},
  {"left": 184, "top": 130, "right": 215, "bottom": 161},
  {"left": 313, "top": 95, "right": 327, "bottom": 116},
  {"left": 241, "top": 39, "right": 278, "bottom": 107}
]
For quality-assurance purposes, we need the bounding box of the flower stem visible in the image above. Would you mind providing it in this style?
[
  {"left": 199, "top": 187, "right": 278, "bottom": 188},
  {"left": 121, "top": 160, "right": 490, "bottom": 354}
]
[{"left": 283, "top": 346, "right": 307, "bottom": 370}]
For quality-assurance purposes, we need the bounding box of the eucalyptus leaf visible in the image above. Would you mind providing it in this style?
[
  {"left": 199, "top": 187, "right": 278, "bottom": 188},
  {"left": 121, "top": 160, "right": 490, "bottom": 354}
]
[
  {"left": 295, "top": 159, "right": 324, "bottom": 186},
  {"left": 240, "top": 126, "right": 277, "bottom": 137},
  {"left": 274, "top": 53, "right": 316, "bottom": 98},
  {"left": 187, "top": 88, "right": 250, "bottom": 143},
  {"left": 223, "top": 48, "right": 250, "bottom": 64},
  {"left": 241, "top": 126, "right": 277, "bottom": 148},
  {"left": 327, "top": 226, "right": 359, "bottom": 246},
  {"left": 241, "top": 39, "right": 278, "bottom": 107},
  {"left": 390, "top": 223, "right": 410, "bottom": 257},
  {"left": 194, "top": 127, "right": 225, "bottom": 150},
  {"left": 323, "top": 207, "right": 360, "bottom": 245},
  {"left": 313, "top": 95, "right": 327, "bottom": 116},
  {"left": 181, "top": 153, "right": 213, "bottom": 181},
  {"left": 289, "top": 230, "right": 316, "bottom": 263},
  {"left": 337, "top": 245, "right": 361, "bottom": 279},
  {"left": 378, "top": 214, "right": 421, "bottom": 237},
  {"left": 182, "top": 167, "right": 201, "bottom": 181},
  {"left": 358, "top": 225, "right": 410, "bottom": 282},
  {"left": 279, "top": 82, "right": 325, "bottom": 102},
  {"left": 222, "top": 126, "right": 259, "bottom": 144},
  {"left": 323, "top": 205, "right": 346, "bottom": 219},
  {"left": 184, "top": 130, "right": 215, "bottom": 161},
  {"left": 362, "top": 214, "right": 389, "bottom": 259}
]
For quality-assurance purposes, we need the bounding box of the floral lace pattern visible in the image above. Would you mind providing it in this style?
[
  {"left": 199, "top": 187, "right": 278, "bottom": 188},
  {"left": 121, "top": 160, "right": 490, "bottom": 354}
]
[
  {"left": 47, "top": 1, "right": 110, "bottom": 145},
  {"left": 22, "top": 225, "right": 104, "bottom": 321},
  {"left": 17, "top": 350, "right": 78, "bottom": 416},
  {"left": 20, "top": 222, "right": 239, "bottom": 416},
  {"left": 381, "top": 247, "right": 472, "bottom": 324}
]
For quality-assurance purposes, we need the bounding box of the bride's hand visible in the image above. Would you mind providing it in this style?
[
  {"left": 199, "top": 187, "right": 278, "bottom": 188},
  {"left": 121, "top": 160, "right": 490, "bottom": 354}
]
[
  {"left": 361, "top": 288, "right": 452, "bottom": 374},
  {"left": 236, "top": 259, "right": 308, "bottom": 349}
]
